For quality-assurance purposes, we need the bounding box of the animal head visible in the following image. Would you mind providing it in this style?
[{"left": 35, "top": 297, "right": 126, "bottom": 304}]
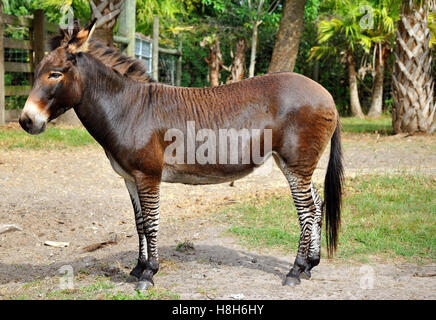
[{"left": 19, "top": 20, "right": 96, "bottom": 134}]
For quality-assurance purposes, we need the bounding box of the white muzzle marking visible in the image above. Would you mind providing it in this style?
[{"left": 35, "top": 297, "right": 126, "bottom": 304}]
[{"left": 22, "top": 99, "right": 49, "bottom": 125}]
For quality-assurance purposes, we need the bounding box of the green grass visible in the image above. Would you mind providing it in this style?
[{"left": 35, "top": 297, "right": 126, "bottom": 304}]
[
  {"left": 8, "top": 276, "right": 180, "bottom": 300},
  {"left": 340, "top": 116, "right": 392, "bottom": 134},
  {"left": 108, "top": 289, "right": 180, "bottom": 300},
  {"left": 0, "top": 126, "right": 96, "bottom": 149},
  {"left": 221, "top": 174, "right": 436, "bottom": 262}
]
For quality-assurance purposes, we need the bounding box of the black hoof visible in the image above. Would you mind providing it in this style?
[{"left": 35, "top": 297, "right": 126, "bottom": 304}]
[
  {"left": 136, "top": 280, "right": 154, "bottom": 291},
  {"left": 283, "top": 276, "right": 301, "bottom": 286},
  {"left": 307, "top": 255, "right": 320, "bottom": 268},
  {"left": 300, "top": 269, "right": 311, "bottom": 280},
  {"left": 129, "top": 264, "right": 144, "bottom": 279}
]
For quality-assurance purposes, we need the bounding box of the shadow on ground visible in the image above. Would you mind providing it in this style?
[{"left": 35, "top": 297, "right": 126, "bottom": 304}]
[{"left": 0, "top": 244, "right": 292, "bottom": 285}]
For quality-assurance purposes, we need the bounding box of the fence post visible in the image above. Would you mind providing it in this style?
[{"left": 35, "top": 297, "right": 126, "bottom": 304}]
[
  {"left": 176, "top": 40, "right": 182, "bottom": 86},
  {"left": 33, "top": 9, "right": 45, "bottom": 67},
  {"left": 0, "top": 4, "right": 5, "bottom": 126},
  {"left": 118, "top": 0, "right": 136, "bottom": 57},
  {"left": 152, "top": 16, "right": 159, "bottom": 81}
]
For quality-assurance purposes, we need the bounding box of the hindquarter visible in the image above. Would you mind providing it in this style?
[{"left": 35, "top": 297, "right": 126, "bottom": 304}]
[{"left": 273, "top": 74, "right": 338, "bottom": 177}]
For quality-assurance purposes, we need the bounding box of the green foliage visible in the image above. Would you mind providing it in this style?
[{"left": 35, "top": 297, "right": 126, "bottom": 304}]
[
  {"left": 310, "top": 0, "right": 373, "bottom": 60},
  {"left": 364, "top": 0, "right": 401, "bottom": 47},
  {"left": 2, "top": 0, "right": 90, "bottom": 25},
  {"left": 37, "top": 0, "right": 91, "bottom": 24},
  {"left": 202, "top": 0, "right": 226, "bottom": 13},
  {"left": 136, "top": 0, "right": 187, "bottom": 36}
]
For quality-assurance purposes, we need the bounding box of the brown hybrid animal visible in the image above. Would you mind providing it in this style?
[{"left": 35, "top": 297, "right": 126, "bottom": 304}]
[{"left": 19, "top": 21, "right": 343, "bottom": 290}]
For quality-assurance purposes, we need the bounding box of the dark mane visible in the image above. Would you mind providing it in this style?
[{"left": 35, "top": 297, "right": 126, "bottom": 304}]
[
  {"left": 86, "top": 40, "right": 155, "bottom": 83},
  {"left": 50, "top": 25, "right": 155, "bottom": 83}
]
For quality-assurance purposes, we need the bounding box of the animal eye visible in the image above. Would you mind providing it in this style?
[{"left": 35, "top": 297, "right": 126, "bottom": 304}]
[{"left": 49, "top": 72, "right": 62, "bottom": 79}]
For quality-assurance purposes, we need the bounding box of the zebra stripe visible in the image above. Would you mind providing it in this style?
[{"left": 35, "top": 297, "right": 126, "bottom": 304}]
[
  {"left": 125, "top": 179, "right": 148, "bottom": 262},
  {"left": 137, "top": 185, "right": 160, "bottom": 260},
  {"left": 309, "top": 183, "right": 323, "bottom": 259},
  {"left": 283, "top": 172, "right": 316, "bottom": 257},
  {"left": 274, "top": 154, "right": 318, "bottom": 261}
]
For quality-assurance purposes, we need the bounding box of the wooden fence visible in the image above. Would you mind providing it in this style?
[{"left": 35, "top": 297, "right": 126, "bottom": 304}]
[{"left": 0, "top": 5, "right": 57, "bottom": 125}]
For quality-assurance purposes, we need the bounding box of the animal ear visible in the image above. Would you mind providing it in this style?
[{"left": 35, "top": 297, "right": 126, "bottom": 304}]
[
  {"left": 50, "top": 20, "right": 81, "bottom": 51},
  {"left": 67, "top": 19, "right": 97, "bottom": 54}
]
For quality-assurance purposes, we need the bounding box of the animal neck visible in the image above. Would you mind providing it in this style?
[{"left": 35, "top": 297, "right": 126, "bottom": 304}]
[{"left": 73, "top": 53, "right": 150, "bottom": 150}]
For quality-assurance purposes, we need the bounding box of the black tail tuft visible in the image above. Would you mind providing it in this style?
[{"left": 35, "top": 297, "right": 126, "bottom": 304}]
[{"left": 324, "top": 119, "right": 344, "bottom": 257}]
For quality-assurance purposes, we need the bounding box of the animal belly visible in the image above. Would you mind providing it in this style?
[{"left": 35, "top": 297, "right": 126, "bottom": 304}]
[
  {"left": 161, "top": 165, "right": 254, "bottom": 185},
  {"left": 105, "top": 151, "right": 134, "bottom": 182}
]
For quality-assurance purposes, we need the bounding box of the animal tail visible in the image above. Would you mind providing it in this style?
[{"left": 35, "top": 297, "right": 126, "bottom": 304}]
[{"left": 324, "top": 118, "right": 344, "bottom": 257}]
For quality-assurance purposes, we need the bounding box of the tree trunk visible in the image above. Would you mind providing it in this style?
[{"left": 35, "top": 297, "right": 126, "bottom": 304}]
[
  {"left": 347, "top": 52, "right": 365, "bottom": 118},
  {"left": 227, "top": 38, "right": 246, "bottom": 83},
  {"left": 368, "top": 45, "right": 387, "bottom": 118},
  {"left": 312, "top": 59, "right": 319, "bottom": 82},
  {"left": 202, "top": 36, "right": 223, "bottom": 87},
  {"left": 392, "top": 2, "right": 435, "bottom": 133},
  {"left": 249, "top": 22, "right": 259, "bottom": 77},
  {"left": 93, "top": 28, "right": 113, "bottom": 46},
  {"left": 248, "top": 0, "right": 264, "bottom": 77},
  {"left": 268, "top": 0, "right": 307, "bottom": 73},
  {"left": 90, "top": 0, "right": 124, "bottom": 47}
]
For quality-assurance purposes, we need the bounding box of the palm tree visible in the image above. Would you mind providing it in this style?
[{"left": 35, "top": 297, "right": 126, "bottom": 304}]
[
  {"left": 310, "top": 0, "right": 372, "bottom": 118},
  {"left": 366, "top": 0, "right": 400, "bottom": 117},
  {"left": 392, "top": 0, "right": 435, "bottom": 133}
]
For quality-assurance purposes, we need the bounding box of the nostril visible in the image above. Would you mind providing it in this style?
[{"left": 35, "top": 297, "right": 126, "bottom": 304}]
[{"left": 19, "top": 114, "right": 33, "bottom": 131}]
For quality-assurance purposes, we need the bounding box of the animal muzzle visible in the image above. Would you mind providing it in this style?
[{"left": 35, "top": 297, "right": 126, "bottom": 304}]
[{"left": 19, "top": 99, "right": 49, "bottom": 135}]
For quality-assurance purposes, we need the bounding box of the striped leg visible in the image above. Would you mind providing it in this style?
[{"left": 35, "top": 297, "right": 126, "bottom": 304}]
[
  {"left": 124, "top": 179, "right": 148, "bottom": 280},
  {"left": 274, "top": 154, "right": 318, "bottom": 285},
  {"left": 135, "top": 182, "right": 160, "bottom": 290},
  {"left": 283, "top": 174, "right": 317, "bottom": 286},
  {"left": 307, "top": 183, "right": 323, "bottom": 275}
]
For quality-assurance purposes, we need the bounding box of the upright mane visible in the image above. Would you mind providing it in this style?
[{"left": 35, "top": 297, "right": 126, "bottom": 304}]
[
  {"left": 50, "top": 23, "right": 155, "bottom": 83},
  {"left": 86, "top": 40, "right": 155, "bottom": 83}
]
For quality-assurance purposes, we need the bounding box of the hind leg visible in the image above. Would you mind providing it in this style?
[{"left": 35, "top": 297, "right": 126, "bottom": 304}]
[
  {"left": 302, "top": 183, "right": 323, "bottom": 279},
  {"left": 274, "top": 154, "right": 318, "bottom": 285}
]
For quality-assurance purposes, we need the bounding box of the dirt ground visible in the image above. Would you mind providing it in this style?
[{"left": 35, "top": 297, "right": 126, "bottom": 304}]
[{"left": 0, "top": 132, "right": 435, "bottom": 299}]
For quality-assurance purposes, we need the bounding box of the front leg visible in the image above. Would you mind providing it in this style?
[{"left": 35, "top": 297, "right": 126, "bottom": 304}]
[
  {"left": 124, "top": 179, "right": 148, "bottom": 280},
  {"left": 125, "top": 177, "right": 161, "bottom": 290}
]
